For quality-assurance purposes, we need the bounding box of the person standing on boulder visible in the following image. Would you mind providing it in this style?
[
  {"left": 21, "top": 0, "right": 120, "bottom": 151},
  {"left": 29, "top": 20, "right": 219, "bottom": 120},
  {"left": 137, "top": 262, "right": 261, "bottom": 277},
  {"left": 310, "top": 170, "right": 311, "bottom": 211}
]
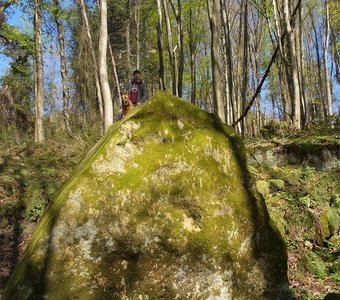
[{"left": 128, "top": 69, "right": 147, "bottom": 106}]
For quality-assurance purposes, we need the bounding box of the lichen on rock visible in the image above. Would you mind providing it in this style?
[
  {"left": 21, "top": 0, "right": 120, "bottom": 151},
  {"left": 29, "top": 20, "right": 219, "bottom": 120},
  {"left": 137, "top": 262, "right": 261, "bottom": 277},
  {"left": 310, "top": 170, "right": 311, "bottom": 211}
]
[{"left": 4, "top": 91, "right": 288, "bottom": 300}]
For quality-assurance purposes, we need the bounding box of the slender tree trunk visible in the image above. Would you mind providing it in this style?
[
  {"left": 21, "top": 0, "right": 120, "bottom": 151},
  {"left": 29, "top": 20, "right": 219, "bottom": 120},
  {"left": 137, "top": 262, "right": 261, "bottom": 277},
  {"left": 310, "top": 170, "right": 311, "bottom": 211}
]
[
  {"left": 330, "top": 29, "right": 340, "bottom": 85},
  {"left": 310, "top": 11, "right": 327, "bottom": 120},
  {"left": 207, "top": 0, "right": 225, "bottom": 123},
  {"left": 177, "top": 0, "right": 184, "bottom": 98},
  {"left": 297, "top": 4, "right": 308, "bottom": 127},
  {"left": 108, "top": 40, "right": 121, "bottom": 112},
  {"left": 135, "top": 0, "right": 140, "bottom": 70},
  {"left": 324, "top": 0, "right": 333, "bottom": 117},
  {"left": 162, "top": 0, "right": 177, "bottom": 96},
  {"left": 53, "top": 0, "right": 73, "bottom": 135},
  {"left": 169, "top": 0, "right": 184, "bottom": 97},
  {"left": 240, "top": 0, "right": 248, "bottom": 135},
  {"left": 126, "top": 0, "right": 132, "bottom": 74},
  {"left": 284, "top": 0, "right": 301, "bottom": 130},
  {"left": 273, "top": 0, "right": 292, "bottom": 123},
  {"left": 34, "top": 0, "right": 44, "bottom": 143},
  {"left": 188, "top": 6, "right": 198, "bottom": 105},
  {"left": 156, "top": 0, "right": 166, "bottom": 90},
  {"left": 221, "top": 0, "right": 235, "bottom": 125},
  {"left": 99, "top": 0, "right": 112, "bottom": 132},
  {"left": 76, "top": 0, "right": 103, "bottom": 118}
]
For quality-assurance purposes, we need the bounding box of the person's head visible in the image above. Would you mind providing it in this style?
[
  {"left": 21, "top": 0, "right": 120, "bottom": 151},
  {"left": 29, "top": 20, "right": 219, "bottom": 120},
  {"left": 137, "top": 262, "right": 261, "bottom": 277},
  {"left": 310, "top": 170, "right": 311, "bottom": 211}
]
[{"left": 133, "top": 69, "right": 141, "bottom": 81}]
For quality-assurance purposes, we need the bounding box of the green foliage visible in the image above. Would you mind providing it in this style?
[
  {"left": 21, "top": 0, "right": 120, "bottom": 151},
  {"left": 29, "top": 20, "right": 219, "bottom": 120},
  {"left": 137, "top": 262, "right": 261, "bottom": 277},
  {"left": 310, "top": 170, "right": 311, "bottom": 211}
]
[
  {"left": 260, "top": 121, "right": 290, "bottom": 138},
  {"left": 24, "top": 201, "right": 46, "bottom": 221},
  {"left": 1, "top": 24, "right": 34, "bottom": 54},
  {"left": 299, "top": 251, "right": 327, "bottom": 279}
]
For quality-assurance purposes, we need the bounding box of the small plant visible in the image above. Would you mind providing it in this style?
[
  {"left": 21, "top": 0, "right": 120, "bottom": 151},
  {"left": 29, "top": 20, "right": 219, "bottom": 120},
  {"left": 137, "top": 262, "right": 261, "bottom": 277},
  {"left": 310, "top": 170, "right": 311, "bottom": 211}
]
[{"left": 24, "top": 201, "right": 46, "bottom": 221}]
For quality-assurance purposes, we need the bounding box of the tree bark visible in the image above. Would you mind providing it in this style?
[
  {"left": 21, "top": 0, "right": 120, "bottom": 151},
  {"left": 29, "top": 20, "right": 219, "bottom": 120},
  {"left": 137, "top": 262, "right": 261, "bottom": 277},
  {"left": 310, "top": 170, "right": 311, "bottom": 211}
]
[
  {"left": 310, "top": 8, "right": 327, "bottom": 120},
  {"left": 296, "top": 4, "right": 308, "bottom": 127},
  {"left": 126, "top": 0, "right": 132, "bottom": 74},
  {"left": 240, "top": 0, "right": 248, "bottom": 135},
  {"left": 221, "top": 0, "right": 235, "bottom": 125},
  {"left": 207, "top": 0, "right": 225, "bottom": 123},
  {"left": 188, "top": 6, "right": 197, "bottom": 105},
  {"left": 284, "top": 0, "right": 301, "bottom": 130},
  {"left": 76, "top": 0, "right": 103, "bottom": 118},
  {"left": 53, "top": 0, "right": 73, "bottom": 136},
  {"left": 156, "top": 0, "right": 166, "bottom": 90},
  {"left": 169, "top": 0, "right": 184, "bottom": 97},
  {"left": 99, "top": 0, "right": 112, "bottom": 132},
  {"left": 162, "top": 0, "right": 177, "bottom": 96},
  {"left": 108, "top": 40, "right": 121, "bottom": 112},
  {"left": 324, "top": 0, "right": 333, "bottom": 117},
  {"left": 34, "top": 0, "right": 44, "bottom": 143},
  {"left": 135, "top": 0, "right": 140, "bottom": 70}
]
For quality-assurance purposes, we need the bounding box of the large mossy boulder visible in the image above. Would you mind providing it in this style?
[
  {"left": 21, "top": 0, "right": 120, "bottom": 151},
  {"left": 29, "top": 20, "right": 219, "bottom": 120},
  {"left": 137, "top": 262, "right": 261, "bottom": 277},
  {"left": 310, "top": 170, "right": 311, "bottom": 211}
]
[{"left": 4, "top": 92, "right": 288, "bottom": 299}]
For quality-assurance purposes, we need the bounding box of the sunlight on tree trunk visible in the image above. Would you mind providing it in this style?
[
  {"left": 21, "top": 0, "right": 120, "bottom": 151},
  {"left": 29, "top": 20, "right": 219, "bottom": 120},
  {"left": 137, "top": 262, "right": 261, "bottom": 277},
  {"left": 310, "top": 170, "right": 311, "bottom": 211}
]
[
  {"left": 34, "top": 0, "right": 44, "bottom": 143},
  {"left": 207, "top": 0, "right": 225, "bottom": 123},
  {"left": 99, "top": 0, "right": 112, "bottom": 132}
]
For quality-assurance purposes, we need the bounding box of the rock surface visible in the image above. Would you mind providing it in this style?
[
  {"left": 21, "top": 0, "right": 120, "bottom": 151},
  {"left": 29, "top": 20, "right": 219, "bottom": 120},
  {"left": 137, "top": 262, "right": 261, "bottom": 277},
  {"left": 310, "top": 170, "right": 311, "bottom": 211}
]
[
  {"left": 4, "top": 92, "right": 288, "bottom": 299},
  {"left": 247, "top": 142, "right": 340, "bottom": 171}
]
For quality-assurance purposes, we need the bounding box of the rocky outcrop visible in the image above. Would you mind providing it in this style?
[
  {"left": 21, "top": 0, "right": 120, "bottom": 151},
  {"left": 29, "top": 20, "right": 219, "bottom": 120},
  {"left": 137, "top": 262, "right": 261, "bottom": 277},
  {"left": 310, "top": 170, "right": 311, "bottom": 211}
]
[
  {"left": 4, "top": 92, "right": 288, "bottom": 299},
  {"left": 247, "top": 141, "right": 340, "bottom": 171}
]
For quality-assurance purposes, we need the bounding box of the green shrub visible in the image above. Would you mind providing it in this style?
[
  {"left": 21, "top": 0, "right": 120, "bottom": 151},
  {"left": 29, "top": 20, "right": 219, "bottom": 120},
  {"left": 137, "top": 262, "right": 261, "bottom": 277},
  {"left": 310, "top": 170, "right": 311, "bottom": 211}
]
[{"left": 299, "top": 251, "right": 327, "bottom": 279}]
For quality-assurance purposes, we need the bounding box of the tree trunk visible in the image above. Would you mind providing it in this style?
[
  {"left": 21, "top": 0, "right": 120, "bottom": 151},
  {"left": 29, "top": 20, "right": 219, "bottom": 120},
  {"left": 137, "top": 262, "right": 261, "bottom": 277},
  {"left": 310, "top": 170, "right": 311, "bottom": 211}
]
[
  {"left": 177, "top": 0, "right": 184, "bottom": 98},
  {"left": 156, "top": 0, "right": 166, "bottom": 90},
  {"left": 273, "top": 0, "right": 292, "bottom": 123},
  {"left": 240, "top": 0, "right": 248, "bottom": 135},
  {"left": 169, "top": 0, "right": 184, "bottom": 97},
  {"left": 296, "top": 4, "right": 308, "bottom": 127},
  {"left": 188, "top": 6, "right": 199, "bottom": 105},
  {"left": 330, "top": 28, "right": 340, "bottom": 85},
  {"left": 34, "top": 0, "right": 44, "bottom": 143},
  {"left": 310, "top": 9, "right": 327, "bottom": 120},
  {"left": 53, "top": 0, "right": 73, "bottom": 136},
  {"left": 207, "top": 0, "right": 225, "bottom": 123},
  {"left": 162, "top": 0, "right": 177, "bottom": 96},
  {"left": 76, "top": 0, "right": 103, "bottom": 118},
  {"left": 221, "top": 0, "right": 235, "bottom": 125},
  {"left": 126, "top": 0, "right": 132, "bottom": 74},
  {"left": 284, "top": 0, "right": 301, "bottom": 130},
  {"left": 324, "top": 0, "right": 333, "bottom": 118},
  {"left": 99, "top": 0, "right": 112, "bottom": 132},
  {"left": 108, "top": 40, "right": 121, "bottom": 113},
  {"left": 135, "top": 0, "right": 140, "bottom": 70}
]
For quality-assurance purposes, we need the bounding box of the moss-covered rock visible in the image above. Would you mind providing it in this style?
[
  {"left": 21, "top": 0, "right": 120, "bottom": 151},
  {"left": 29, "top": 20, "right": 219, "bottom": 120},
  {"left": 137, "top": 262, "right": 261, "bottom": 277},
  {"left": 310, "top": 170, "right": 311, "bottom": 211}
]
[
  {"left": 3, "top": 92, "right": 288, "bottom": 299},
  {"left": 298, "top": 251, "right": 327, "bottom": 279},
  {"left": 256, "top": 180, "right": 270, "bottom": 197}
]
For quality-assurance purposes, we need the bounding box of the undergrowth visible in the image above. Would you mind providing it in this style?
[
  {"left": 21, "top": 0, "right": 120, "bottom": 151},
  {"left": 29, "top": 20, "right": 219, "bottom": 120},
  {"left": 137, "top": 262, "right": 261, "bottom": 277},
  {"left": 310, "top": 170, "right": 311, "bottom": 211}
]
[{"left": 251, "top": 159, "right": 340, "bottom": 299}]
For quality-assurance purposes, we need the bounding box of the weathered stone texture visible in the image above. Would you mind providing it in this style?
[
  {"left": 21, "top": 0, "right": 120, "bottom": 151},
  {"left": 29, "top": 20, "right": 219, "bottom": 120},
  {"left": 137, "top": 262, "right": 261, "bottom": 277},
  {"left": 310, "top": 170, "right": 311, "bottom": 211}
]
[{"left": 4, "top": 92, "right": 288, "bottom": 299}]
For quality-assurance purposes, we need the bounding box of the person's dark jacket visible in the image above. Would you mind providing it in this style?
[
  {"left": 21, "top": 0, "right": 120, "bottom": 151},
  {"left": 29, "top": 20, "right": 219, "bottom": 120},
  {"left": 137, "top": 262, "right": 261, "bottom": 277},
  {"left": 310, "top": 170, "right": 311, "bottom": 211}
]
[{"left": 128, "top": 80, "right": 147, "bottom": 103}]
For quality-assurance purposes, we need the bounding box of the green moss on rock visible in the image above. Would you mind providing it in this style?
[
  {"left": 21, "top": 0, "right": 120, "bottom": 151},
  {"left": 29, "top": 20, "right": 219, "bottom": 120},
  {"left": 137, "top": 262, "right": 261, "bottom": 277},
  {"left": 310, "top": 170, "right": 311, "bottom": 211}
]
[{"left": 4, "top": 92, "right": 288, "bottom": 300}]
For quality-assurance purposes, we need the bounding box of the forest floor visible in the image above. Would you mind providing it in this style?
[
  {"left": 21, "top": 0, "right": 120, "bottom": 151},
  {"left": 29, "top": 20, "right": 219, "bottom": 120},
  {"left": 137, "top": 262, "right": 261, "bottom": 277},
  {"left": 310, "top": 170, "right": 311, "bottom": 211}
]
[{"left": 0, "top": 131, "right": 339, "bottom": 299}]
